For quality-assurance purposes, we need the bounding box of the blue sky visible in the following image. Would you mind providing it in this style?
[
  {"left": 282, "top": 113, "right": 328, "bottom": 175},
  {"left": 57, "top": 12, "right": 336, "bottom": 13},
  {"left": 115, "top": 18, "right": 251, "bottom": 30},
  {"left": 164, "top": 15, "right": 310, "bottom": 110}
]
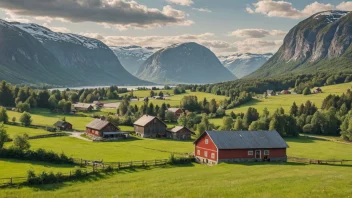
[{"left": 0, "top": 0, "right": 351, "bottom": 55}]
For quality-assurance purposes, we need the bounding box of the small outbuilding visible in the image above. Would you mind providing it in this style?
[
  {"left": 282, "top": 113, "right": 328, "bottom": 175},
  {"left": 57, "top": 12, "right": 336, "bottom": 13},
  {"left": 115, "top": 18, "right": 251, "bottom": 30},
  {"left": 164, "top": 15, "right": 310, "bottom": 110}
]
[
  {"left": 74, "top": 103, "right": 94, "bottom": 112},
  {"left": 194, "top": 130, "right": 289, "bottom": 165},
  {"left": 54, "top": 121, "right": 73, "bottom": 131},
  {"left": 134, "top": 115, "right": 167, "bottom": 138},
  {"left": 266, "top": 90, "right": 276, "bottom": 96},
  {"left": 166, "top": 108, "right": 183, "bottom": 117},
  {"left": 86, "top": 118, "right": 120, "bottom": 138},
  {"left": 168, "top": 126, "right": 195, "bottom": 140}
]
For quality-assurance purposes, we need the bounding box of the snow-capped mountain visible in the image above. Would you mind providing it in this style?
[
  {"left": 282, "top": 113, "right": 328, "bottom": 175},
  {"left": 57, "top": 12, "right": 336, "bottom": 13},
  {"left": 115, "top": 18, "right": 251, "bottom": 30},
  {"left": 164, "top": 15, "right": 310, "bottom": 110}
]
[
  {"left": 218, "top": 53, "right": 273, "bottom": 78},
  {"left": 110, "top": 46, "right": 161, "bottom": 75},
  {"left": 0, "top": 19, "right": 151, "bottom": 85},
  {"left": 136, "top": 42, "right": 236, "bottom": 84}
]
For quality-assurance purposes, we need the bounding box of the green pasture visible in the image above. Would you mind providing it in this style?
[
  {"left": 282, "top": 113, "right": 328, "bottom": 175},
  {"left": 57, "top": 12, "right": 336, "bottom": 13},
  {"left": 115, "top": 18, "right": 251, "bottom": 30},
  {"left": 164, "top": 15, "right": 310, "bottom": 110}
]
[
  {"left": 0, "top": 162, "right": 351, "bottom": 197},
  {"left": 229, "top": 82, "right": 352, "bottom": 114},
  {"left": 4, "top": 125, "right": 51, "bottom": 138}
]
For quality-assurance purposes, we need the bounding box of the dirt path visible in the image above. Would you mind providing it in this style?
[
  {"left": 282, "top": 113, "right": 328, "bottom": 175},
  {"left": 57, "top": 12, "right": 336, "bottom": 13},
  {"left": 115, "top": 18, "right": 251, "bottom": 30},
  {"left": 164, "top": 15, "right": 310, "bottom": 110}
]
[
  {"left": 70, "top": 132, "right": 92, "bottom": 142},
  {"left": 302, "top": 134, "right": 352, "bottom": 145}
]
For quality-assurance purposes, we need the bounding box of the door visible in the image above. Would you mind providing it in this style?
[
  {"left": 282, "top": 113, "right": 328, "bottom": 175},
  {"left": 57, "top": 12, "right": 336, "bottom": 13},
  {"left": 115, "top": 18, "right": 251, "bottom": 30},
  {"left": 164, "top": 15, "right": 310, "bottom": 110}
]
[{"left": 255, "top": 150, "right": 261, "bottom": 159}]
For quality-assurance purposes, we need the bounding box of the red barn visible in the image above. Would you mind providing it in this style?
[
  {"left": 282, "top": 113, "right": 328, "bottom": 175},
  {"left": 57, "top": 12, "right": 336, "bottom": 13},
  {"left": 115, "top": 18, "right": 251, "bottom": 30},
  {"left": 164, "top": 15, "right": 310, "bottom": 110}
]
[
  {"left": 86, "top": 118, "right": 120, "bottom": 138},
  {"left": 166, "top": 108, "right": 183, "bottom": 117},
  {"left": 194, "top": 130, "right": 289, "bottom": 165}
]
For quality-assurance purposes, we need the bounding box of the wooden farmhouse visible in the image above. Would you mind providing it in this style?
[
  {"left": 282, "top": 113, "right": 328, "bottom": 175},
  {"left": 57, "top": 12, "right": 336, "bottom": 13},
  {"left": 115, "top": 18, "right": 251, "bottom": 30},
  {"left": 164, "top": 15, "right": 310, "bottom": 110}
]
[
  {"left": 134, "top": 115, "right": 167, "bottom": 138},
  {"left": 167, "top": 126, "right": 195, "bottom": 140},
  {"left": 266, "top": 90, "right": 276, "bottom": 96},
  {"left": 86, "top": 118, "right": 122, "bottom": 139},
  {"left": 194, "top": 130, "right": 289, "bottom": 165},
  {"left": 53, "top": 121, "right": 72, "bottom": 131},
  {"left": 73, "top": 103, "right": 94, "bottom": 112},
  {"left": 166, "top": 108, "right": 183, "bottom": 117}
]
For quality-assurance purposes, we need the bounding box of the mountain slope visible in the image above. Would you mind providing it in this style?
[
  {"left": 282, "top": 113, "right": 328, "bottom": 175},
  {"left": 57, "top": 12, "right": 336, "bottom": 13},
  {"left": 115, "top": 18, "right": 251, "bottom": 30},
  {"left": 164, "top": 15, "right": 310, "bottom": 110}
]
[
  {"left": 110, "top": 46, "right": 160, "bottom": 75},
  {"left": 219, "top": 53, "right": 272, "bottom": 78},
  {"left": 249, "top": 10, "right": 352, "bottom": 78},
  {"left": 0, "top": 20, "right": 150, "bottom": 86},
  {"left": 136, "top": 42, "right": 236, "bottom": 84}
]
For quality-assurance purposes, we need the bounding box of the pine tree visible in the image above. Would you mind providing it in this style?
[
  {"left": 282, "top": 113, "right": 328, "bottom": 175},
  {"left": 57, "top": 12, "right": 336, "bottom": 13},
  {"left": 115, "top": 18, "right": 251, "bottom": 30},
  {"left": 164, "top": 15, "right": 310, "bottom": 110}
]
[{"left": 290, "top": 102, "right": 298, "bottom": 116}]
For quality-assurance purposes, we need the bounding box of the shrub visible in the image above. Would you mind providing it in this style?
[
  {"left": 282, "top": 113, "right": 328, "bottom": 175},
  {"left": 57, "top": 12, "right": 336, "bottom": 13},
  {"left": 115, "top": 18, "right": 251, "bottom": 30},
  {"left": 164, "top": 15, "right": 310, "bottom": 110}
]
[
  {"left": 303, "top": 124, "right": 313, "bottom": 133},
  {"left": 19, "top": 112, "right": 32, "bottom": 126},
  {"left": 74, "top": 169, "right": 83, "bottom": 178},
  {"left": 105, "top": 165, "right": 114, "bottom": 172}
]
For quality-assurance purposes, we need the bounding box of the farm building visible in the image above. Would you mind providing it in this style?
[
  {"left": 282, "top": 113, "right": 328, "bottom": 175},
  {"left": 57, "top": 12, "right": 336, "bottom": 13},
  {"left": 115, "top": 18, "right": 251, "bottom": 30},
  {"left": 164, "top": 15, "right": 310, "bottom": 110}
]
[
  {"left": 53, "top": 121, "right": 72, "bottom": 131},
  {"left": 280, "top": 90, "right": 290, "bottom": 94},
  {"left": 93, "top": 101, "right": 104, "bottom": 108},
  {"left": 73, "top": 103, "right": 94, "bottom": 112},
  {"left": 166, "top": 108, "right": 183, "bottom": 117},
  {"left": 134, "top": 115, "right": 167, "bottom": 138},
  {"left": 313, "top": 87, "right": 323, "bottom": 94},
  {"left": 167, "top": 126, "right": 195, "bottom": 140},
  {"left": 266, "top": 90, "right": 276, "bottom": 96},
  {"left": 86, "top": 118, "right": 121, "bottom": 139},
  {"left": 194, "top": 130, "right": 289, "bottom": 165}
]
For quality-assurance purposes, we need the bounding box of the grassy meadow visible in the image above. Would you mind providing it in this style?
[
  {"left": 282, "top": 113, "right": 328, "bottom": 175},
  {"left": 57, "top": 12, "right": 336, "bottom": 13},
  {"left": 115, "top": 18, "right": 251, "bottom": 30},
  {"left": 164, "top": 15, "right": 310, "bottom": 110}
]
[
  {"left": 228, "top": 82, "right": 352, "bottom": 114},
  {"left": 4, "top": 125, "right": 51, "bottom": 138}
]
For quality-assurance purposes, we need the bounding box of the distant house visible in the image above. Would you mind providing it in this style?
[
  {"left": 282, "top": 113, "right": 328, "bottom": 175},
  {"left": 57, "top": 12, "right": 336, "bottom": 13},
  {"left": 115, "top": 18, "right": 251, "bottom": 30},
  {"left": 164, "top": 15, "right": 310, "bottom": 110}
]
[
  {"left": 167, "top": 126, "right": 195, "bottom": 140},
  {"left": 266, "top": 90, "right": 276, "bottom": 96},
  {"left": 281, "top": 90, "right": 290, "bottom": 95},
  {"left": 86, "top": 118, "right": 121, "bottom": 139},
  {"left": 313, "top": 87, "right": 323, "bottom": 94},
  {"left": 194, "top": 130, "right": 289, "bottom": 165},
  {"left": 166, "top": 108, "right": 183, "bottom": 117},
  {"left": 153, "top": 96, "right": 164, "bottom": 100},
  {"left": 93, "top": 101, "right": 104, "bottom": 108},
  {"left": 54, "top": 121, "right": 72, "bottom": 131},
  {"left": 134, "top": 115, "right": 167, "bottom": 138},
  {"left": 73, "top": 103, "right": 94, "bottom": 112}
]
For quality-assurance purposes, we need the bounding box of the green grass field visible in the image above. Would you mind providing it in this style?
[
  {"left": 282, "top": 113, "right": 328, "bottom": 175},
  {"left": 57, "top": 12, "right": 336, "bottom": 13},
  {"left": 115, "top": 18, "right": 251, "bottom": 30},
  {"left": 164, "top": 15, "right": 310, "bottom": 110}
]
[
  {"left": 228, "top": 82, "right": 352, "bottom": 114},
  {"left": 4, "top": 125, "right": 51, "bottom": 138},
  {"left": 0, "top": 162, "right": 351, "bottom": 197},
  {"left": 0, "top": 158, "right": 79, "bottom": 178}
]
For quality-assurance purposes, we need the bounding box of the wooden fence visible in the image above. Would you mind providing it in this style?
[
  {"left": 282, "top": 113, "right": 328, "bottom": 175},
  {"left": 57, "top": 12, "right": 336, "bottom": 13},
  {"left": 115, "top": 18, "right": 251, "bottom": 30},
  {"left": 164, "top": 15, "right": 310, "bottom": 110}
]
[
  {"left": 288, "top": 156, "right": 352, "bottom": 164},
  {"left": 0, "top": 157, "right": 192, "bottom": 187}
]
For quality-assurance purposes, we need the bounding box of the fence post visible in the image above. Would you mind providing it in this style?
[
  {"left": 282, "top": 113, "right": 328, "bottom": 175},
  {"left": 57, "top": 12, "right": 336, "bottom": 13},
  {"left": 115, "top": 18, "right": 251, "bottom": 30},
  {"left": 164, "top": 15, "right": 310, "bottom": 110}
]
[
  {"left": 130, "top": 161, "right": 132, "bottom": 168},
  {"left": 10, "top": 177, "right": 12, "bottom": 185},
  {"left": 118, "top": 162, "right": 120, "bottom": 170},
  {"left": 80, "top": 158, "right": 82, "bottom": 167}
]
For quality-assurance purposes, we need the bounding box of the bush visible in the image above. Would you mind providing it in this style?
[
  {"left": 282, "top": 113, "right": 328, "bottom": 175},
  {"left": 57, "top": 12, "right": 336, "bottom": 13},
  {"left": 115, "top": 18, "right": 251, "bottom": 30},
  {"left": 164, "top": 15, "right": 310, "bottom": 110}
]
[
  {"left": 19, "top": 111, "right": 32, "bottom": 126},
  {"left": 74, "top": 169, "right": 83, "bottom": 178},
  {"left": 303, "top": 124, "right": 313, "bottom": 133},
  {"left": 302, "top": 87, "right": 311, "bottom": 95},
  {"left": 105, "top": 165, "right": 114, "bottom": 172}
]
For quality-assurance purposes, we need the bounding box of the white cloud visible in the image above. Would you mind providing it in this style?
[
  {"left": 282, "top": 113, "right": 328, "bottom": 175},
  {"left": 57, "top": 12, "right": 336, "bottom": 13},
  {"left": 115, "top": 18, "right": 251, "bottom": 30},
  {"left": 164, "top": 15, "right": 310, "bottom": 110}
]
[
  {"left": 192, "top": 8, "right": 212, "bottom": 13},
  {"left": 0, "top": 0, "right": 193, "bottom": 30},
  {"left": 230, "top": 29, "right": 287, "bottom": 38},
  {"left": 43, "top": 23, "right": 71, "bottom": 33},
  {"left": 233, "top": 39, "right": 283, "bottom": 54},
  {"left": 3, "top": 9, "right": 30, "bottom": 23},
  {"left": 247, "top": 0, "right": 335, "bottom": 19},
  {"left": 336, "top": 2, "right": 352, "bottom": 11},
  {"left": 168, "top": 0, "right": 194, "bottom": 6}
]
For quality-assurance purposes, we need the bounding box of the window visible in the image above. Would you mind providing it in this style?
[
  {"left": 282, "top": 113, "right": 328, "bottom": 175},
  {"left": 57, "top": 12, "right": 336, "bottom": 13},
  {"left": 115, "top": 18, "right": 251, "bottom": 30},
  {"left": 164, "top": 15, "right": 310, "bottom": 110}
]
[
  {"left": 211, "top": 153, "right": 215, "bottom": 159},
  {"left": 204, "top": 151, "right": 208, "bottom": 157},
  {"left": 264, "top": 150, "right": 270, "bottom": 155},
  {"left": 197, "top": 150, "right": 200, "bottom": 155},
  {"left": 205, "top": 139, "right": 209, "bottom": 144},
  {"left": 248, "top": 150, "right": 253, "bottom": 156}
]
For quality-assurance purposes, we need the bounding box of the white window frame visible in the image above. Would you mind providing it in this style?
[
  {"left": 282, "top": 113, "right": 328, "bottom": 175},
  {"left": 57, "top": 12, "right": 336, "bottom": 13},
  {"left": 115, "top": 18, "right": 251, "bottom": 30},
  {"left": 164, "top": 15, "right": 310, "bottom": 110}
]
[
  {"left": 204, "top": 151, "right": 208, "bottom": 157},
  {"left": 197, "top": 150, "right": 200, "bottom": 155},
  {"left": 264, "top": 150, "right": 270, "bottom": 155},
  {"left": 205, "top": 139, "right": 209, "bottom": 144},
  {"left": 211, "top": 153, "right": 215, "bottom": 159},
  {"left": 248, "top": 150, "right": 253, "bottom": 156}
]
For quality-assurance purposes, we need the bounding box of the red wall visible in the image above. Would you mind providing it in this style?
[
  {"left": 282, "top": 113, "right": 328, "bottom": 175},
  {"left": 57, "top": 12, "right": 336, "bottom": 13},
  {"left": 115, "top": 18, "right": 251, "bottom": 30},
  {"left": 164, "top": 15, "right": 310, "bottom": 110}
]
[
  {"left": 194, "top": 133, "right": 218, "bottom": 161},
  {"left": 219, "top": 148, "right": 286, "bottom": 160}
]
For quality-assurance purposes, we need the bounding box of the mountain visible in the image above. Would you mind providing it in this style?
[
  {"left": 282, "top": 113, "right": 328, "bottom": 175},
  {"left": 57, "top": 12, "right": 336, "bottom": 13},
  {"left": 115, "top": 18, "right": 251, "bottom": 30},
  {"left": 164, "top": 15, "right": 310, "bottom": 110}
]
[
  {"left": 249, "top": 10, "right": 352, "bottom": 78},
  {"left": 135, "top": 42, "right": 236, "bottom": 84},
  {"left": 218, "top": 53, "right": 272, "bottom": 78},
  {"left": 0, "top": 19, "right": 150, "bottom": 86},
  {"left": 110, "top": 46, "right": 161, "bottom": 75}
]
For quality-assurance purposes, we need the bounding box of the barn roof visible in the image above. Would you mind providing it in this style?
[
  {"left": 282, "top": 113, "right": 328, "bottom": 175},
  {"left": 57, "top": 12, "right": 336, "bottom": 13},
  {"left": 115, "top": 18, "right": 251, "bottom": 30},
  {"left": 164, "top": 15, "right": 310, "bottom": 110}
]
[
  {"left": 133, "top": 115, "right": 166, "bottom": 127},
  {"left": 195, "top": 130, "right": 289, "bottom": 149},
  {"left": 167, "top": 108, "right": 181, "bottom": 113},
  {"left": 86, "top": 119, "right": 117, "bottom": 130},
  {"left": 170, "top": 126, "right": 195, "bottom": 134},
  {"left": 54, "top": 121, "right": 70, "bottom": 127},
  {"left": 74, "top": 103, "right": 93, "bottom": 109}
]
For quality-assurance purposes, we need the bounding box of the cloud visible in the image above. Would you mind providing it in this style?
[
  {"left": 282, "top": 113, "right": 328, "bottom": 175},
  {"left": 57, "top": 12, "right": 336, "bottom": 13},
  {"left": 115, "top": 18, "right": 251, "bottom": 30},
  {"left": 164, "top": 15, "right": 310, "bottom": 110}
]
[
  {"left": 3, "top": 9, "right": 30, "bottom": 23},
  {"left": 336, "top": 2, "right": 352, "bottom": 11},
  {"left": 168, "top": 0, "right": 194, "bottom": 6},
  {"left": 43, "top": 23, "right": 71, "bottom": 33},
  {"left": 230, "top": 29, "right": 287, "bottom": 38},
  {"left": 192, "top": 8, "right": 212, "bottom": 13},
  {"left": 0, "top": 0, "right": 193, "bottom": 29},
  {"left": 233, "top": 39, "right": 283, "bottom": 54},
  {"left": 247, "top": 0, "right": 335, "bottom": 19}
]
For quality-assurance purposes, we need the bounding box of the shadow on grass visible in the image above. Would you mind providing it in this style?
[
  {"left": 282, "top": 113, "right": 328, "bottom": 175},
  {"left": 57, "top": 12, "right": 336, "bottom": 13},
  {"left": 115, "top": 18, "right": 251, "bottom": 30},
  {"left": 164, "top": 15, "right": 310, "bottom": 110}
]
[
  {"left": 284, "top": 136, "right": 321, "bottom": 143},
  {"left": 98, "top": 136, "right": 143, "bottom": 143}
]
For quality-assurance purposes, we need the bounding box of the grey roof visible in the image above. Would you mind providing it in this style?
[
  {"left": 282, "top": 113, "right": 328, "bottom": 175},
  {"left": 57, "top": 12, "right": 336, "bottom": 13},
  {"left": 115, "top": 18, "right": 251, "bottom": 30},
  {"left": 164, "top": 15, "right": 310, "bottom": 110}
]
[
  {"left": 169, "top": 126, "right": 195, "bottom": 134},
  {"left": 74, "top": 103, "right": 93, "bottom": 109},
  {"left": 167, "top": 108, "right": 181, "bottom": 113},
  {"left": 133, "top": 115, "right": 166, "bottom": 127},
  {"left": 54, "top": 121, "right": 70, "bottom": 127},
  {"left": 86, "top": 119, "right": 114, "bottom": 130},
  {"left": 198, "top": 130, "right": 289, "bottom": 149}
]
